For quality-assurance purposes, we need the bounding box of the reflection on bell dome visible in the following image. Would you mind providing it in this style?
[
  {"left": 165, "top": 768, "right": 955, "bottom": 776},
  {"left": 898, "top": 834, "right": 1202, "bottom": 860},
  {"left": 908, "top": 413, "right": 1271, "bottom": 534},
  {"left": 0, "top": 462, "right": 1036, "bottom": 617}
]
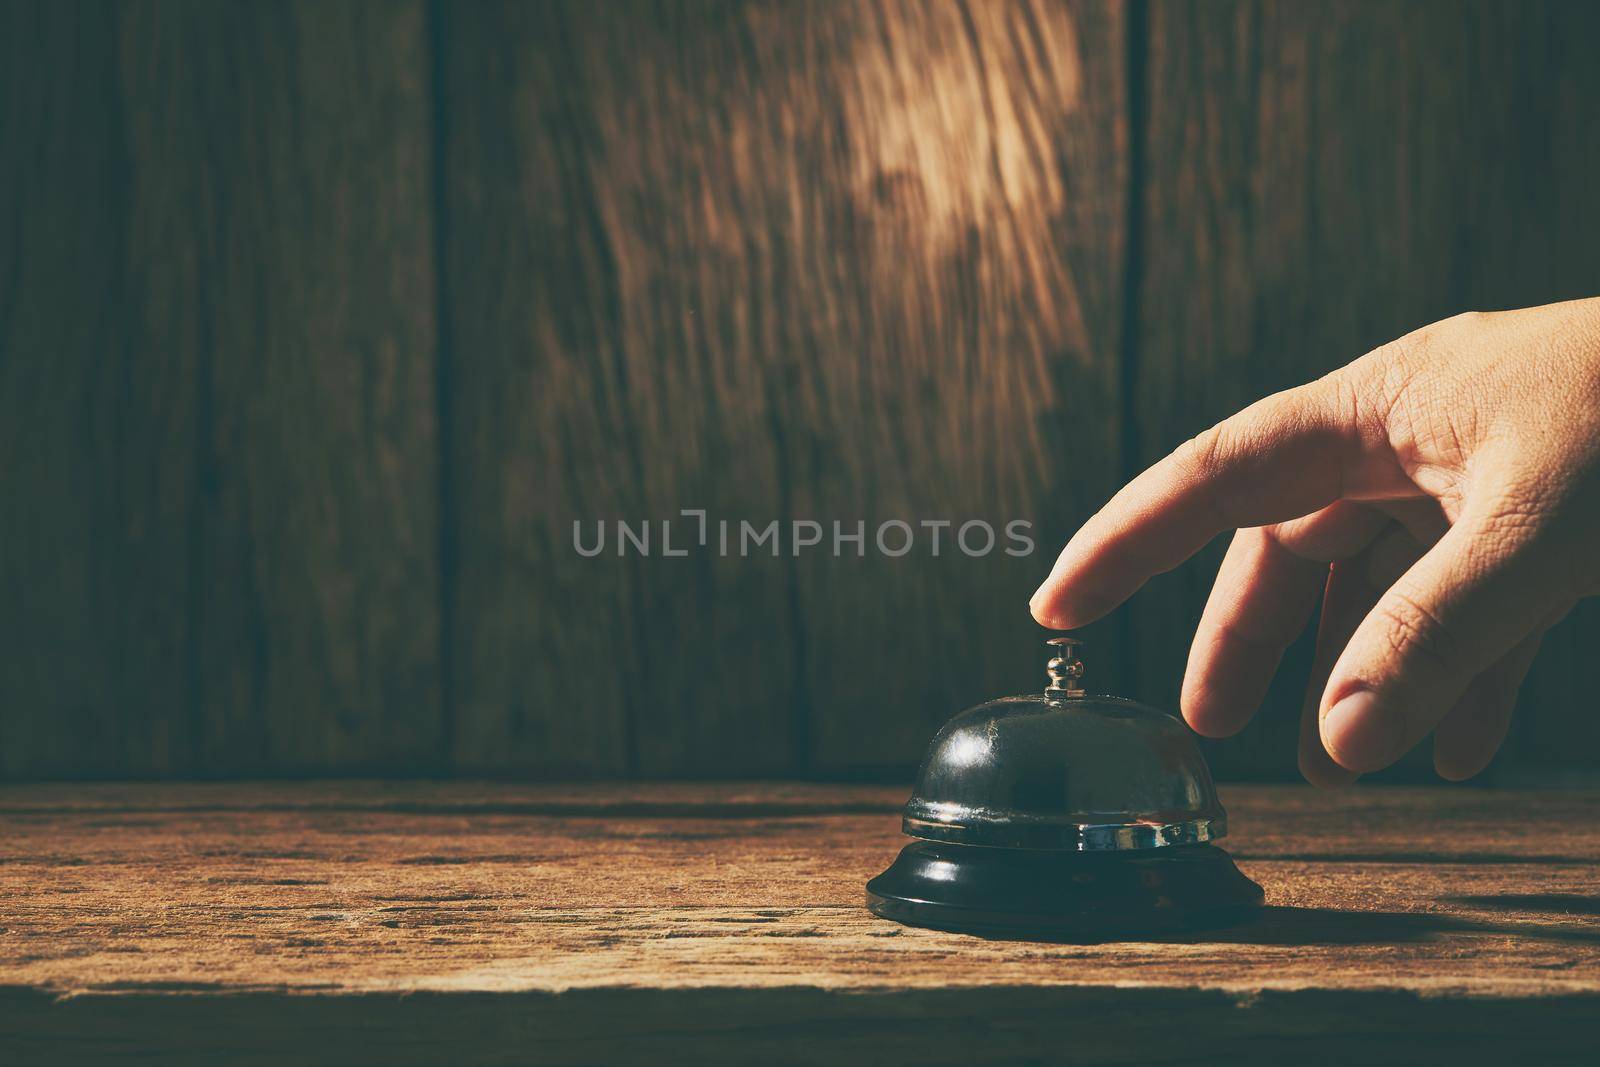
[{"left": 904, "top": 692, "right": 1225, "bottom": 850}]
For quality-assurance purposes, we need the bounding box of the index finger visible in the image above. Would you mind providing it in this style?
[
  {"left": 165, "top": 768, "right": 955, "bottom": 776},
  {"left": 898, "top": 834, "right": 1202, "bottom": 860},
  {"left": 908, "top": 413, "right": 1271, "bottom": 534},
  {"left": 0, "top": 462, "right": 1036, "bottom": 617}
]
[{"left": 1030, "top": 379, "right": 1363, "bottom": 629}]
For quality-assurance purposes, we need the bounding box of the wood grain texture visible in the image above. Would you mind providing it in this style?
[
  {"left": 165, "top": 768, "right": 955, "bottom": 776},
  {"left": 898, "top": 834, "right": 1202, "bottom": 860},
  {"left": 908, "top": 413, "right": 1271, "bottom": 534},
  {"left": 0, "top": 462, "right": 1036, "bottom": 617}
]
[
  {"left": 1130, "top": 0, "right": 1600, "bottom": 780},
  {"left": 0, "top": 1, "right": 442, "bottom": 777},
  {"left": 1, "top": 782, "right": 1598, "bottom": 1065},
  {"left": 0, "top": 1, "right": 194, "bottom": 776},
  {"left": 440, "top": 0, "right": 794, "bottom": 776},
  {"left": 440, "top": 0, "right": 1130, "bottom": 777},
  {"left": 5, "top": 1, "right": 1600, "bottom": 784},
  {"left": 775, "top": 0, "right": 1130, "bottom": 773},
  {"left": 146, "top": 1, "right": 442, "bottom": 773}
]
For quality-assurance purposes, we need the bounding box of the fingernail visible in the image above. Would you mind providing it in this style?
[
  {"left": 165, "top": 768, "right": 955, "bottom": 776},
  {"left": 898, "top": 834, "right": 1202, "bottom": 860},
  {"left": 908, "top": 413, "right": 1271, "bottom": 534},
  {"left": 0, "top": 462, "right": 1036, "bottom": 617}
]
[{"left": 1322, "top": 690, "right": 1401, "bottom": 771}]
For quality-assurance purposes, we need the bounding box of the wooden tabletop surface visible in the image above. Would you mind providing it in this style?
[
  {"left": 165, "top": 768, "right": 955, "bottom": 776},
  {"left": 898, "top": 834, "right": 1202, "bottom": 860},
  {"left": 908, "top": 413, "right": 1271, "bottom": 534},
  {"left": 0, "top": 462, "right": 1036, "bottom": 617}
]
[{"left": 2, "top": 782, "right": 1598, "bottom": 1065}]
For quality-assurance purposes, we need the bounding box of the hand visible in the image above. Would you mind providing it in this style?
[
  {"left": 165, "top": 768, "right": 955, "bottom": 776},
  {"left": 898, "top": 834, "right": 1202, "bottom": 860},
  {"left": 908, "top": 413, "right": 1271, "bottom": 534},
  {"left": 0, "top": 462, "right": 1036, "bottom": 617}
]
[{"left": 1030, "top": 298, "right": 1600, "bottom": 785}]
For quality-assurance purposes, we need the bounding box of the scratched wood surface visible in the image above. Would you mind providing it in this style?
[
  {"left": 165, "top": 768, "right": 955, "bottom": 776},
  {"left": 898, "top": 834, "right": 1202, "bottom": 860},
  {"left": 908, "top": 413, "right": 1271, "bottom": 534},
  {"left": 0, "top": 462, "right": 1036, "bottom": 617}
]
[{"left": 1, "top": 783, "right": 1598, "bottom": 1064}]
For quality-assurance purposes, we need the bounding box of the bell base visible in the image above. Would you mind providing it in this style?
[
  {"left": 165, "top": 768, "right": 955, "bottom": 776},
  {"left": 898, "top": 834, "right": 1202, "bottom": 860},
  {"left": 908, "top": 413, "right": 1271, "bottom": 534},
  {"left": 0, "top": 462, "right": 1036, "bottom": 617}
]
[{"left": 866, "top": 840, "right": 1263, "bottom": 940}]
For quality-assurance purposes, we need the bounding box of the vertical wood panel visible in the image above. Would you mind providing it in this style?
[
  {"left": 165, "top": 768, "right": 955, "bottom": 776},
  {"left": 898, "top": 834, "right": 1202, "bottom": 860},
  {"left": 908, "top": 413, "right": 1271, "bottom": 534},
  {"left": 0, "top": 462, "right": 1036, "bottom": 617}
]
[
  {"left": 1135, "top": 0, "right": 1600, "bottom": 780},
  {"left": 441, "top": 0, "right": 1129, "bottom": 777},
  {"left": 0, "top": 2, "right": 194, "bottom": 776},
  {"left": 442, "top": 1, "right": 801, "bottom": 775},
  {"left": 0, "top": 1, "right": 440, "bottom": 778},
  {"left": 782, "top": 0, "right": 1129, "bottom": 773},
  {"left": 127, "top": 1, "right": 441, "bottom": 774},
  {"left": 7, "top": 0, "right": 1596, "bottom": 782}
]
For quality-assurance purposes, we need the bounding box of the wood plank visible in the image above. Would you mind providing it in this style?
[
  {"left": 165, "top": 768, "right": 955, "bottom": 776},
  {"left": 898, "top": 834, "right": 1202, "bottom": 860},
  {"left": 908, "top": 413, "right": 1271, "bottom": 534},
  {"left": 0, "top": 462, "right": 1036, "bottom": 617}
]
[
  {"left": 2, "top": 779, "right": 1595, "bottom": 857},
  {"left": 439, "top": 1, "right": 799, "bottom": 776},
  {"left": 0, "top": 779, "right": 906, "bottom": 816},
  {"left": 0, "top": 2, "right": 194, "bottom": 776},
  {"left": 0, "top": 783, "right": 1597, "bottom": 1064},
  {"left": 120, "top": 1, "right": 441, "bottom": 773},
  {"left": 1132, "top": 0, "right": 1600, "bottom": 780},
  {"left": 0, "top": 1, "right": 440, "bottom": 778},
  {"left": 778, "top": 0, "right": 1132, "bottom": 774},
  {"left": 439, "top": 0, "right": 1131, "bottom": 778}
]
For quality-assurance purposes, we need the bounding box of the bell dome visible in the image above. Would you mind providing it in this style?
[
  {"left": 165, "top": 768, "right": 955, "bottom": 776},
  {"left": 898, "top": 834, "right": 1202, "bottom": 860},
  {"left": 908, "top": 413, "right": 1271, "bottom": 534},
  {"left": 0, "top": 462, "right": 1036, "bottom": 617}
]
[{"left": 903, "top": 638, "right": 1225, "bottom": 850}]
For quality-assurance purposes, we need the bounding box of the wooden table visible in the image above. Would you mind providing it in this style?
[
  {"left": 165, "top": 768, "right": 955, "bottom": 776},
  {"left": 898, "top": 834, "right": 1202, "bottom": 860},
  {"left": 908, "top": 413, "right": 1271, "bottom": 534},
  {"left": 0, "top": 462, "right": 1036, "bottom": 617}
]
[{"left": 2, "top": 783, "right": 1597, "bottom": 1065}]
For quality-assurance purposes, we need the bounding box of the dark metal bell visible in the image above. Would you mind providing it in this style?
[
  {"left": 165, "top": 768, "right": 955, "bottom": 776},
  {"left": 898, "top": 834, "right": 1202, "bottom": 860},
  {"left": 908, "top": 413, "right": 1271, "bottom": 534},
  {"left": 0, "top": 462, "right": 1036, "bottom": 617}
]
[{"left": 866, "top": 637, "right": 1263, "bottom": 939}]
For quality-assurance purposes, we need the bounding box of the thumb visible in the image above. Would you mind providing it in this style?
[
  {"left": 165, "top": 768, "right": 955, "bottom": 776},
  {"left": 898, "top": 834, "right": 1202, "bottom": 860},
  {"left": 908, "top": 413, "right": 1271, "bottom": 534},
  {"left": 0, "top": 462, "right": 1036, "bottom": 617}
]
[{"left": 1318, "top": 496, "right": 1572, "bottom": 773}]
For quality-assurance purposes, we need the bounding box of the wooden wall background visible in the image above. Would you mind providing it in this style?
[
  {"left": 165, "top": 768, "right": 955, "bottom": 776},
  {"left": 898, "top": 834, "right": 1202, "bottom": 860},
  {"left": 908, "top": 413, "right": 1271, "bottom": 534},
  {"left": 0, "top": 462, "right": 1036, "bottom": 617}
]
[{"left": 3, "top": 0, "right": 1597, "bottom": 782}]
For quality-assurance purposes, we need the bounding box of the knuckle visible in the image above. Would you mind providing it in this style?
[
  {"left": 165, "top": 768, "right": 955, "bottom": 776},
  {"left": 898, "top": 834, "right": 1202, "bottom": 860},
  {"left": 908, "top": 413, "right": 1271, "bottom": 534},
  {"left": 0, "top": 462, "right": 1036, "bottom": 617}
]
[
  {"left": 1412, "top": 311, "right": 1487, "bottom": 351},
  {"left": 1369, "top": 346, "right": 1426, "bottom": 424},
  {"left": 1176, "top": 422, "right": 1230, "bottom": 478},
  {"left": 1463, "top": 488, "right": 1554, "bottom": 569},
  {"left": 1447, "top": 308, "right": 1493, "bottom": 330},
  {"left": 1174, "top": 418, "right": 1254, "bottom": 528},
  {"left": 1341, "top": 340, "right": 1425, "bottom": 443},
  {"left": 1476, "top": 493, "right": 1546, "bottom": 544},
  {"left": 1381, "top": 310, "right": 1481, "bottom": 363},
  {"left": 1372, "top": 588, "right": 1463, "bottom": 676},
  {"left": 1321, "top": 368, "right": 1389, "bottom": 446},
  {"left": 1325, "top": 370, "right": 1363, "bottom": 424},
  {"left": 1372, "top": 310, "right": 1487, "bottom": 391},
  {"left": 1385, "top": 321, "right": 1436, "bottom": 364}
]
